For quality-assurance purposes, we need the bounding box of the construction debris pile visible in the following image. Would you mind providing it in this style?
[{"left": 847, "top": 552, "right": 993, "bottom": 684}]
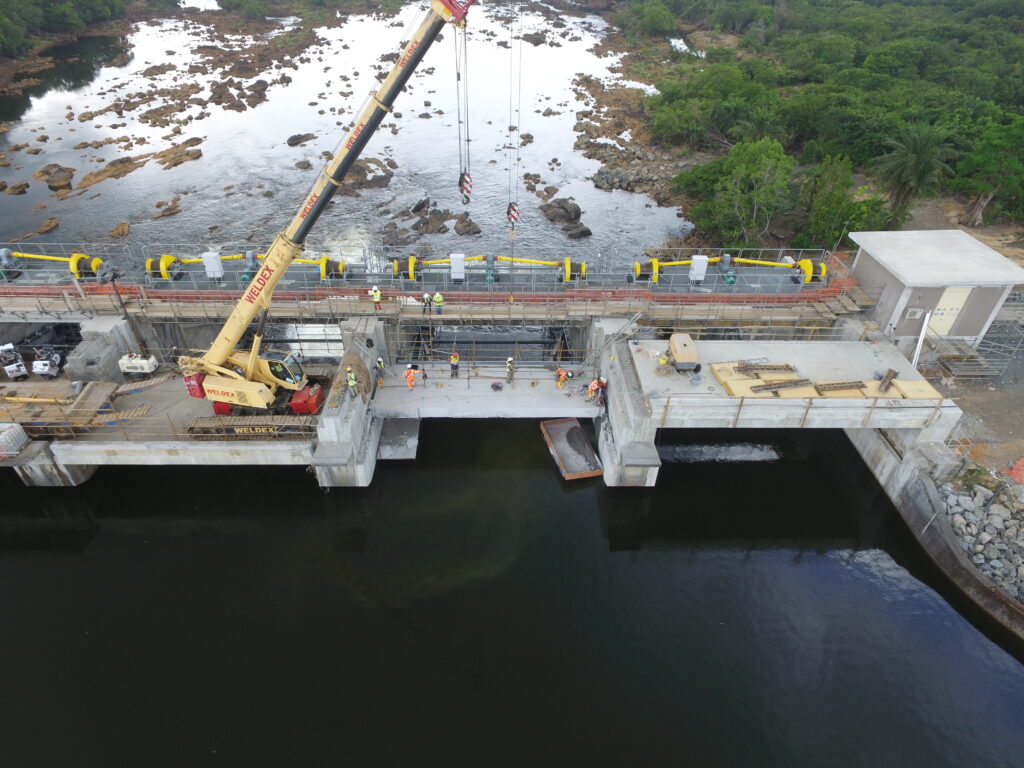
[{"left": 710, "top": 362, "right": 944, "bottom": 400}]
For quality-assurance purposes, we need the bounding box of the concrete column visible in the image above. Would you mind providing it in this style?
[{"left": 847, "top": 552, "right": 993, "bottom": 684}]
[
  {"left": 312, "top": 319, "right": 387, "bottom": 488},
  {"left": 12, "top": 442, "right": 96, "bottom": 487},
  {"left": 64, "top": 317, "right": 136, "bottom": 381},
  {"left": 589, "top": 319, "right": 661, "bottom": 487}
]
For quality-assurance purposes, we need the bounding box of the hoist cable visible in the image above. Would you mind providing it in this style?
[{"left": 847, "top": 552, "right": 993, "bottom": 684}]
[
  {"left": 454, "top": 25, "right": 472, "bottom": 204},
  {"left": 505, "top": 0, "right": 524, "bottom": 229}
]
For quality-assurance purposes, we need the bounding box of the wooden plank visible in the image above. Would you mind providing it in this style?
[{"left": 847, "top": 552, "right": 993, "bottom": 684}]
[
  {"left": 710, "top": 361, "right": 756, "bottom": 385},
  {"left": 891, "top": 379, "right": 944, "bottom": 400},
  {"left": 777, "top": 385, "right": 819, "bottom": 398},
  {"left": 861, "top": 380, "right": 903, "bottom": 398}
]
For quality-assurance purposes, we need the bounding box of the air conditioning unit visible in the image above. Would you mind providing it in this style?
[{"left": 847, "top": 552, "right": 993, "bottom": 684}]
[{"left": 905, "top": 308, "right": 924, "bottom": 320}]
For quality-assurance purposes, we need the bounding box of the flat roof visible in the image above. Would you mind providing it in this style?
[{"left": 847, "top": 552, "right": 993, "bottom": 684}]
[
  {"left": 849, "top": 230, "right": 1024, "bottom": 288},
  {"left": 631, "top": 340, "right": 934, "bottom": 399}
]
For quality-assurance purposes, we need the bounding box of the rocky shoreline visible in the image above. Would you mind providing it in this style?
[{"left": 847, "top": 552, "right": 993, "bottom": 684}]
[{"left": 940, "top": 479, "right": 1024, "bottom": 601}]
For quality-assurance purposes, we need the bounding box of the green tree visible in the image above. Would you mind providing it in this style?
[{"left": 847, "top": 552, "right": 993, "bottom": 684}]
[
  {"left": 676, "top": 139, "right": 794, "bottom": 246},
  {"left": 803, "top": 155, "right": 888, "bottom": 247},
  {"left": 956, "top": 115, "right": 1024, "bottom": 225},
  {"left": 872, "top": 123, "right": 956, "bottom": 227},
  {"left": 627, "top": 0, "right": 677, "bottom": 36}
]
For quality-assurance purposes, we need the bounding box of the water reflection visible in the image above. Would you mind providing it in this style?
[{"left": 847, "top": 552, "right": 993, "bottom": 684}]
[{"left": 0, "top": 36, "right": 130, "bottom": 123}]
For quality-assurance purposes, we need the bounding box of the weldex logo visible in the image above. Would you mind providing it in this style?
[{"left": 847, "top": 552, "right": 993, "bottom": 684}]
[
  {"left": 344, "top": 123, "right": 366, "bottom": 151},
  {"left": 299, "top": 192, "right": 319, "bottom": 220},
  {"left": 398, "top": 40, "right": 420, "bottom": 68},
  {"left": 243, "top": 264, "right": 276, "bottom": 304}
]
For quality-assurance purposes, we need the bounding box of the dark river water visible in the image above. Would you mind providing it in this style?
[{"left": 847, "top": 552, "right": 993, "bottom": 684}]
[{"left": 2, "top": 422, "right": 1023, "bottom": 766}]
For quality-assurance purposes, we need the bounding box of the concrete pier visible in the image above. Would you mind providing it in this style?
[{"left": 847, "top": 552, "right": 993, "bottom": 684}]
[{"left": 1, "top": 319, "right": 960, "bottom": 491}]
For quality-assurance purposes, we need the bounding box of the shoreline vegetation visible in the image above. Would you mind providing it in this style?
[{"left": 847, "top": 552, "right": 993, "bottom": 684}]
[{"left": 1, "top": 0, "right": 1022, "bottom": 254}]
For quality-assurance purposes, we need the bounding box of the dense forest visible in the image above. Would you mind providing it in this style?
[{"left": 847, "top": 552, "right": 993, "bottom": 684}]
[
  {"left": 0, "top": 0, "right": 129, "bottom": 53},
  {"left": 622, "top": 0, "right": 1024, "bottom": 246}
]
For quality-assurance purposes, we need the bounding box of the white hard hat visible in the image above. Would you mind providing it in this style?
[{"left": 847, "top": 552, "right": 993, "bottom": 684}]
[
  {"left": 424, "top": 292, "right": 430, "bottom": 298},
  {"left": 407, "top": 364, "right": 412, "bottom": 369},
  {"left": 507, "top": 357, "right": 513, "bottom": 362},
  {"left": 372, "top": 285, "right": 378, "bottom": 291}
]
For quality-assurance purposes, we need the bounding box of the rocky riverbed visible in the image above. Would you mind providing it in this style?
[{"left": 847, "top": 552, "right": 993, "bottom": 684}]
[
  {"left": 0, "top": 1, "right": 691, "bottom": 260},
  {"left": 940, "top": 479, "right": 1024, "bottom": 601}
]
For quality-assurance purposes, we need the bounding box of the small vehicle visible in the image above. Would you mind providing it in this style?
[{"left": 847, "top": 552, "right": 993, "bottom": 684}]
[
  {"left": 0, "top": 343, "right": 29, "bottom": 381},
  {"left": 31, "top": 345, "right": 65, "bottom": 380},
  {"left": 667, "top": 333, "right": 702, "bottom": 374},
  {"left": 119, "top": 352, "right": 160, "bottom": 378}
]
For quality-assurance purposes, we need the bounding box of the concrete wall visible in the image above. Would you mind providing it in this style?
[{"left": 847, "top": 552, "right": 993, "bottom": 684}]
[
  {"left": 949, "top": 286, "right": 1005, "bottom": 339},
  {"left": 846, "top": 427, "right": 1024, "bottom": 645},
  {"left": 893, "top": 287, "right": 944, "bottom": 337},
  {"left": 53, "top": 440, "right": 313, "bottom": 466},
  {"left": 852, "top": 252, "right": 904, "bottom": 334}
]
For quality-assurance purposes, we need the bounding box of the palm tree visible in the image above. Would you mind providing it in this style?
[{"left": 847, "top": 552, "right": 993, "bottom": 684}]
[{"left": 873, "top": 123, "right": 956, "bottom": 227}]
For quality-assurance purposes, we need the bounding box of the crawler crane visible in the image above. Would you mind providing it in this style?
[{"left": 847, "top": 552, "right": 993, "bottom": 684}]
[{"left": 178, "top": 0, "right": 477, "bottom": 415}]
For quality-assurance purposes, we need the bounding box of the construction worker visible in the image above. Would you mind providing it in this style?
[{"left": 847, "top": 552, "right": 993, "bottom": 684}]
[
  {"left": 371, "top": 285, "right": 382, "bottom": 310},
  {"left": 555, "top": 367, "right": 572, "bottom": 389},
  {"left": 433, "top": 290, "right": 444, "bottom": 316},
  {"left": 505, "top": 356, "right": 515, "bottom": 384},
  {"left": 346, "top": 366, "right": 358, "bottom": 399},
  {"left": 375, "top": 356, "right": 386, "bottom": 386},
  {"left": 449, "top": 351, "right": 460, "bottom": 378},
  {"left": 403, "top": 364, "right": 417, "bottom": 390},
  {"left": 586, "top": 376, "right": 607, "bottom": 401},
  {"left": 422, "top": 292, "right": 432, "bottom": 315}
]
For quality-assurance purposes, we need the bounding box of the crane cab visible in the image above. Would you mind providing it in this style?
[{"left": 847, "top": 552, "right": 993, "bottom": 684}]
[{"left": 262, "top": 350, "right": 305, "bottom": 388}]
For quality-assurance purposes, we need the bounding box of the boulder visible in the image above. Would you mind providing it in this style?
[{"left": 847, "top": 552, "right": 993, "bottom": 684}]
[
  {"left": 295, "top": 160, "right": 312, "bottom": 170},
  {"left": 4, "top": 181, "right": 29, "bottom": 195},
  {"left": 454, "top": 213, "right": 481, "bottom": 236},
  {"left": 564, "top": 223, "right": 592, "bottom": 239},
  {"left": 287, "top": 132, "right": 316, "bottom": 147},
  {"left": 33, "top": 164, "right": 76, "bottom": 191},
  {"left": 109, "top": 222, "right": 130, "bottom": 238},
  {"left": 36, "top": 217, "right": 59, "bottom": 234}
]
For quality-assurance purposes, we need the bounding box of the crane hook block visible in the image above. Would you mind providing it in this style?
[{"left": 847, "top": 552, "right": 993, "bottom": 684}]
[
  {"left": 506, "top": 202, "right": 520, "bottom": 225},
  {"left": 458, "top": 171, "right": 473, "bottom": 204}
]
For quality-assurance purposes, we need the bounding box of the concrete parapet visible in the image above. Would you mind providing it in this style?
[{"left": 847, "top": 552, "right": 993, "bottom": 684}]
[
  {"left": 11, "top": 441, "right": 96, "bottom": 487},
  {"left": 51, "top": 439, "right": 314, "bottom": 466}
]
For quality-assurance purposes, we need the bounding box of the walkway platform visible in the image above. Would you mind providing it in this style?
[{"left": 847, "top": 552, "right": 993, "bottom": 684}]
[{"left": 370, "top": 363, "right": 598, "bottom": 419}]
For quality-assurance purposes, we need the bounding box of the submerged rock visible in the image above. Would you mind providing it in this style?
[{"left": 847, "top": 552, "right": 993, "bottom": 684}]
[
  {"left": 36, "top": 216, "right": 59, "bottom": 234},
  {"left": 32, "top": 164, "right": 75, "bottom": 191},
  {"left": 287, "top": 132, "right": 316, "bottom": 147},
  {"left": 109, "top": 222, "right": 130, "bottom": 238},
  {"left": 454, "top": 213, "right": 481, "bottom": 236}
]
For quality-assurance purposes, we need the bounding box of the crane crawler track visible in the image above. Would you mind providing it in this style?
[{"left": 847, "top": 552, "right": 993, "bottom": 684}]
[{"left": 188, "top": 415, "right": 318, "bottom": 440}]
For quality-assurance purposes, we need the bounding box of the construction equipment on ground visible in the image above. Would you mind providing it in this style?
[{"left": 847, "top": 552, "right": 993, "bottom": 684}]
[
  {"left": 1, "top": 344, "right": 29, "bottom": 382},
  {"left": 176, "top": 0, "right": 477, "bottom": 417},
  {"left": 634, "top": 253, "right": 827, "bottom": 284},
  {"left": 0, "top": 247, "right": 105, "bottom": 280}
]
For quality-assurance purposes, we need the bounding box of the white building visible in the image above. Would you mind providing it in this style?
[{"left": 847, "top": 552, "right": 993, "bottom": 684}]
[{"left": 849, "top": 230, "right": 1024, "bottom": 346}]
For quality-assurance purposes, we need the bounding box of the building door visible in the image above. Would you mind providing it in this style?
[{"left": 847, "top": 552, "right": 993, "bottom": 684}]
[{"left": 928, "top": 286, "right": 973, "bottom": 335}]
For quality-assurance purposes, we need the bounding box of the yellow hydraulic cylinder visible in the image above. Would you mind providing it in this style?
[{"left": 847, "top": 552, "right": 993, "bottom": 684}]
[{"left": 69, "top": 253, "right": 104, "bottom": 279}]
